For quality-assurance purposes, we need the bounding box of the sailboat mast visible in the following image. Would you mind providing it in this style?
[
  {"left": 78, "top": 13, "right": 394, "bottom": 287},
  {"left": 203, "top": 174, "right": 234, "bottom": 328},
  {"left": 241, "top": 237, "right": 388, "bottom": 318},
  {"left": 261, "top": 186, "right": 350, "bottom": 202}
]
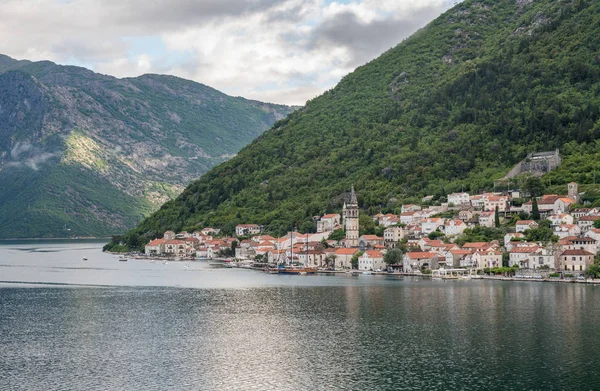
[{"left": 306, "top": 232, "right": 309, "bottom": 267}]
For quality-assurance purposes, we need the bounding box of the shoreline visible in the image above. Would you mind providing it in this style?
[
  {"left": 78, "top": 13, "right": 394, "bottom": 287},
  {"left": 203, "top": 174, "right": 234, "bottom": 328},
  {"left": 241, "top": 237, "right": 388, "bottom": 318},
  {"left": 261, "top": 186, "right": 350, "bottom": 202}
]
[{"left": 0, "top": 237, "right": 111, "bottom": 241}]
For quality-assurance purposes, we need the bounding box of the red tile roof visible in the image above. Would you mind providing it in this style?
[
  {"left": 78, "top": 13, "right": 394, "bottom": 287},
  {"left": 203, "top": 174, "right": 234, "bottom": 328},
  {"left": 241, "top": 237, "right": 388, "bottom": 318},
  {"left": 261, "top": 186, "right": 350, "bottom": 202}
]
[
  {"left": 406, "top": 252, "right": 438, "bottom": 259},
  {"left": 335, "top": 248, "right": 359, "bottom": 255},
  {"left": 561, "top": 249, "right": 594, "bottom": 256}
]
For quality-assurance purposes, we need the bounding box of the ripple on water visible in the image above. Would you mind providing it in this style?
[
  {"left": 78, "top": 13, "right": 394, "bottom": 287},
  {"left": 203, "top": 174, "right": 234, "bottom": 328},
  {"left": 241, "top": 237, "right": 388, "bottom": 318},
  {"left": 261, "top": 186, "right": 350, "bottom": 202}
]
[{"left": 1, "top": 283, "right": 599, "bottom": 390}]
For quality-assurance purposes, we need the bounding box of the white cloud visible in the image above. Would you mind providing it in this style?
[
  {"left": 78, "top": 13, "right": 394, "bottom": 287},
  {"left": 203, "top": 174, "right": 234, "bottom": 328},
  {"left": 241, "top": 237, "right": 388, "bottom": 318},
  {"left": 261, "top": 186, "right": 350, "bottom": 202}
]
[{"left": 0, "top": 0, "right": 458, "bottom": 105}]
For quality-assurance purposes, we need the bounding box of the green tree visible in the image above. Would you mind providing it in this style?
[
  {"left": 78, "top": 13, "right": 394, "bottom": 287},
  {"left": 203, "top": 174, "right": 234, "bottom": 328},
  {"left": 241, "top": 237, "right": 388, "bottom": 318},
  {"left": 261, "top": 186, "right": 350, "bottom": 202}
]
[
  {"left": 428, "top": 231, "right": 444, "bottom": 240},
  {"left": 586, "top": 264, "right": 600, "bottom": 278},
  {"left": 351, "top": 251, "right": 364, "bottom": 269},
  {"left": 502, "top": 252, "right": 509, "bottom": 267},
  {"left": 384, "top": 248, "right": 404, "bottom": 265},
  {"left": 324, "top": 254, "right": 337, "bottom": 269},
  {"left": 254, "top": 254, "right": 267, "bottom": 263},
  {"left": 594, "top": 219, "right": 600, "bottom": 229},
  {"left": 524, "top": 224, "right": 558, "bottom": 244},
  {"left": 494, "top": 206, "right": 500, "bottom": 227},
  {"left": 328, "top": 229, "right": 345, "bottom": 241},
  {"left": 523, "top": 175, "right": 545, "bottom": 198},
  {"left": 359, "top": 214, "right": 376, "bottom": 236},
  {"left": 531, "top": 198, "right": 540, "bottom": 221}
]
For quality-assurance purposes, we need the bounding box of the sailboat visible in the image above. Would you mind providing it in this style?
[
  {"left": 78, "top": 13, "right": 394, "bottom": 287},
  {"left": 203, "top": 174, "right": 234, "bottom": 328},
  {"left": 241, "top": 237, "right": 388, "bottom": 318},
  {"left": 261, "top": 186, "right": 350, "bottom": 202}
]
[{"left": 275, "top": 230, "right": 317, "bottom": 275}]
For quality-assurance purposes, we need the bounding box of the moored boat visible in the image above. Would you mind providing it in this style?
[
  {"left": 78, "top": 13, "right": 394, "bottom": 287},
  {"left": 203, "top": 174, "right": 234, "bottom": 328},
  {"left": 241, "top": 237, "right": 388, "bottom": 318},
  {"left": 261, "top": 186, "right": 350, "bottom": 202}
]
[{"left": 276, "top": 266, "right": 318, "bottom": 275}]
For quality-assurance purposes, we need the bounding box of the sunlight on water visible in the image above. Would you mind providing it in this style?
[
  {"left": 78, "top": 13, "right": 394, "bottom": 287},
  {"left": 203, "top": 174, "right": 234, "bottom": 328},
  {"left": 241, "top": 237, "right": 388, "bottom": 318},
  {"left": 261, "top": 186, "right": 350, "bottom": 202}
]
[{"left": 1, "top": 241, "right": 600, "bottom": 390}]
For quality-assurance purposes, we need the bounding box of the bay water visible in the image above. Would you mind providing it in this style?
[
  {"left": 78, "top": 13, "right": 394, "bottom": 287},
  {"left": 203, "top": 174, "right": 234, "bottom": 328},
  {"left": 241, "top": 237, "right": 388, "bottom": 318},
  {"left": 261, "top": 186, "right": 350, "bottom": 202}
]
[{"left": 1, "top": 240, "right": 600, "bottom": 390}]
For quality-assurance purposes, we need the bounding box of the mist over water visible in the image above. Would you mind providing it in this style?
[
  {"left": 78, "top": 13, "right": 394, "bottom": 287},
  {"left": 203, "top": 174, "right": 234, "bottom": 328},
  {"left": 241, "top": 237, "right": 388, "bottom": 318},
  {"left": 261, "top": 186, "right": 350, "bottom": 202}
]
[{"left": 1, "top": 241, "right": 600, "bottom": 390}]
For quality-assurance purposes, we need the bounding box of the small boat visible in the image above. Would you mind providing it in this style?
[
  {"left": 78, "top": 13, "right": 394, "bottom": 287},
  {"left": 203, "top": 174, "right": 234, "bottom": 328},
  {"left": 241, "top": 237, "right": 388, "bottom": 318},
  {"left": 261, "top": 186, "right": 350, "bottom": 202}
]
[
  {"left": 163, "top": 260, "right": 168, "bottom": 265},
  {"left": 119, "top": 258, "right": 128, "bottom": 262},
  {"left": 276, "top": 266, "right": 317, "bottom": 275},
  {"left": 82, "top": 257, "right": 88, "bottom": 261},
  {"left": 362, "top": 271, "right": 372, "bottom": 275}
]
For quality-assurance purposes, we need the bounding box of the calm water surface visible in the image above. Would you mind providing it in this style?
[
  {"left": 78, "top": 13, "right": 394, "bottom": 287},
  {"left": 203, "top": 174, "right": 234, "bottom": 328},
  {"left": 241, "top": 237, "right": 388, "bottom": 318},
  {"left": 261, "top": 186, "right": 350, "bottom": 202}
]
[{"left": 1, "top": 241, "right": 600, "bottom": 390}]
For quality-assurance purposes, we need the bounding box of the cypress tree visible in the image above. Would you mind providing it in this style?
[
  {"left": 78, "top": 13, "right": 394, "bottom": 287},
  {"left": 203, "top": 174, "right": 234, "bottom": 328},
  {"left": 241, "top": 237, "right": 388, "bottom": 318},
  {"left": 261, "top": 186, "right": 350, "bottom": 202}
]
[
  {"left": 494, "top": 206, "right": 500, "bottom": 227},
  {"left": 531, "top": 198, "right": 540, "bottom": 220}
]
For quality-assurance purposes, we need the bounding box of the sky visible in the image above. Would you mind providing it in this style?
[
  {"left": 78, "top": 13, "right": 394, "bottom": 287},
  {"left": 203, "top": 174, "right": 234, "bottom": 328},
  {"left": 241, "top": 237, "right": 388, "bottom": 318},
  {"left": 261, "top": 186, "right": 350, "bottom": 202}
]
[{"left": 0, "top": 0, "right": 458, "bottom": 105}]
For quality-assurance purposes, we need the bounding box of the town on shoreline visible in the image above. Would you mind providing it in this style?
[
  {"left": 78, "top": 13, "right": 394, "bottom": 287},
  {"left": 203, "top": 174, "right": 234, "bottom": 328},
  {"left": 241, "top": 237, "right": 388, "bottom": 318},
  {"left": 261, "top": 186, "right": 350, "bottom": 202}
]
[{"left": 138, "top": 182, "right": 600, "bottom": 281}]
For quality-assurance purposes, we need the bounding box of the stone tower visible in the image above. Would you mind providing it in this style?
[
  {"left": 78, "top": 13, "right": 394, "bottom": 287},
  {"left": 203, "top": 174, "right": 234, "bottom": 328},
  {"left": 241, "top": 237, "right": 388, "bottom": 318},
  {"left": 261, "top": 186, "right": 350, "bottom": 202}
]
[
  {"left": 568, "top": 182, "right": 579, "bottom": 202},
  {"left": 344, "top": 186, "right": 359, "bottom": 248}
]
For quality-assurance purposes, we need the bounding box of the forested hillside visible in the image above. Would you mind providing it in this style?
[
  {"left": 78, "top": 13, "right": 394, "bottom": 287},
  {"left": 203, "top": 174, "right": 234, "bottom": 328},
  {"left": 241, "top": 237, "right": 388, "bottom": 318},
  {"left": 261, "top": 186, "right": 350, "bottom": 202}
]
[
  {"left": 0, "top": 56, "right": 294, "bottom": 238},
  {"left": 127, "top": 0, "right": 600, "bottom": 242}
]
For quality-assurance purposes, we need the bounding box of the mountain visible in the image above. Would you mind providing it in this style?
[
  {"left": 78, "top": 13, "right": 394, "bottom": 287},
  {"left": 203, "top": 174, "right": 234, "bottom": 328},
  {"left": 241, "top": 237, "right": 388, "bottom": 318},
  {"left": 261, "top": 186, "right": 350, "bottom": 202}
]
[
  {"left": 121, "top": 0, "right": 600, "bottom": 244},
  {"left": 0, "top": 55, "right": 295, "bottom": 238}
]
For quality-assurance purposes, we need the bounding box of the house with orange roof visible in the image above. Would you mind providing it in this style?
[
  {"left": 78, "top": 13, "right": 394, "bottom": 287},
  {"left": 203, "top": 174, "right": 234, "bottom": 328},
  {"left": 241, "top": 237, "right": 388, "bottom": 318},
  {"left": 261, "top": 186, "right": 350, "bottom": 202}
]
[
  {"left": 462, "top": 242, "right": 489, "bottom": 249},
  {"left": 444, "top": 219, "right": 467, "bottom": 236},
  {"left": 377, "top": 214, "right": 401, "bottom": 227},
  {"left": 516, "top": 220, "right": 539, "bottom": 233},
  {"left": 334, "top": 248, "right": 360, "bottom": 269},
  {"left": 458, "top": 210, "right": 474, "bottom": 221},
  {"left": 403, "top": 252, "right": 440, "bottom": 271},
  {"left": 251, "top": 235, "right": 276, "bottom": 243},
  {"left": 558, "top": 236, "right": 597, "bottom": 255},
  {"left": 164, "top": 240, "right": 187, "bottom": 257},
  {"left": 553, "top": 224, "right": 581, "bottom": 239},
  {"left": 522, "top": 247, "right": 558, "bottom": 269},
  {"left": 317, "top": 213, "right": 341, "bottom": 233},
  {"left": 358, "top": 250, "right": 386, "bottom": 271},
  {"left": 523, "top": 195, "right": 576, "bottom": 215},
  {"left": 547, "top": 214, "right": 574, "bottom": 227},
  {"left": 400, "top": 212, "right": 417, "bottom": 225},
  {"left": 509, "top": 244, "right": 540, "bottom": 267},
  {"left": 472, "top": 247, "right": 503, "bottom": 270},
  {"left": 444, "top": 249, "right": 472, "bottom": 268},
  {"left": 576, "top": 215, "right": 600, "bottom": 232},
  {"left": 236, "top": 224, "right": 261, "bottom": 237},
  {"left": 401, "top": 204, "right": 422, "bottom": 213},
  {"left": 384, "top": 226, "right": 406, "bottom": 248},
  {"left": 295, "top": 250, "right": 326, "bottom": 268},
  {"left": 559, "top": 249, "right": 595, "bottom": 272},
  {"left": 571, "top": 208, "right": 600, "bottom": 218},
  {"left": 448, "top": 192, "right": 470, "bottom": 206},
  {"left": 585, "top": 228, "right": 600, "bottom": 243},
  {"left": 421, "top": 218, "right": 445, "bottom": 235},
  {"left": 417, "top": 238, "right": 444, "bottom": 251},
  {"left": 201, "top": 227, "right": 221, "bottom": 236},
  {"left": 478, "top": 211, "right": 495, "bottom": 227},
  {"left": 504, "top": 233, "right": 526, "bottom": 251},
  {"left": 268, "top": 249, "right": 287, "bottom": 264},
  {"left": 145, "top": 238, "right": 166, "bottom": 255},
  {"left": 358, "top": 234, "right": 384, "bottom": 250},
  {"left": 484, "top": 195, "right": 509, "bottom": 212}
]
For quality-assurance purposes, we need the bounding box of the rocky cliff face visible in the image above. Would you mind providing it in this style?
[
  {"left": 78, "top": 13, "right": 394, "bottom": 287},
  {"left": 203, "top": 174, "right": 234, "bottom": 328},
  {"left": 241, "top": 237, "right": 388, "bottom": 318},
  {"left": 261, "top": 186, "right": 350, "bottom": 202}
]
[{"left": 0, "top": 55, "right": 295, "bottom": 238}]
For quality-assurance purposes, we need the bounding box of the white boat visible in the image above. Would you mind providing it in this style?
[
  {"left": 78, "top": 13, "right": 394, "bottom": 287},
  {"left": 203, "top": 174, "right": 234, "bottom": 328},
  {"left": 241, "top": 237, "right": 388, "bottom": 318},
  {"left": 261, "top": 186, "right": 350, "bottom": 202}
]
[{"left": 163, "top": 260, "right": 168, "bottom": 265}]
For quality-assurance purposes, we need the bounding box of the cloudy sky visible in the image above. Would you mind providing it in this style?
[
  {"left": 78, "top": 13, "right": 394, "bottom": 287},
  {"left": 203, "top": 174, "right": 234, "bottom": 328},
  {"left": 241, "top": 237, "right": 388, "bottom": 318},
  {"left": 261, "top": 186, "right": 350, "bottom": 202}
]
[{"left": 0, "top": 0, "right": 458, "bottom": 105}]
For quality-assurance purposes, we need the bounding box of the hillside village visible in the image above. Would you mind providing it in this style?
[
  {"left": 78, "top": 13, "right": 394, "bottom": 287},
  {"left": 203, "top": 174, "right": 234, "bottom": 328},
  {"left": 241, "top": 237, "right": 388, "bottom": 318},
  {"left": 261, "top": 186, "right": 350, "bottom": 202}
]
[{"left": 144, "top": 183, "right": 600, "bottom": 277}]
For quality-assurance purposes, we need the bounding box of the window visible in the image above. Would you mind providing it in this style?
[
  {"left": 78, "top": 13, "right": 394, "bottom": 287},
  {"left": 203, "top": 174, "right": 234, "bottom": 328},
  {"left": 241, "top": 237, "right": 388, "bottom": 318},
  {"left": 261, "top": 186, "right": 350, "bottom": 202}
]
[{"left": 580, "top": 265, "right": 583, "bottom": 271}]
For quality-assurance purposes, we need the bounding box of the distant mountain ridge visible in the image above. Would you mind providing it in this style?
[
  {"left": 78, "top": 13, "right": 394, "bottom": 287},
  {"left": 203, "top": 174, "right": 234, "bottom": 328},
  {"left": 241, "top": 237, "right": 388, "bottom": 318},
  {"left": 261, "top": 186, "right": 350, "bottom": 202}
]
[
  {"left": 0, "top": 55, "right": 295, "bottom": 238},
  {"left": 125, "top": 0, "right": 600, "bottom": 242}
]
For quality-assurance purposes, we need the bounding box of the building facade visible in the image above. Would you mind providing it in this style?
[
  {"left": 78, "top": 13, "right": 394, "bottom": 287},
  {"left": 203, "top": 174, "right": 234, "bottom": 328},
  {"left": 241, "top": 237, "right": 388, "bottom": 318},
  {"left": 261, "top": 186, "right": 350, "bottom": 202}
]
[{"left": 344, "top": 187, "right": 359, "bottom": 248}]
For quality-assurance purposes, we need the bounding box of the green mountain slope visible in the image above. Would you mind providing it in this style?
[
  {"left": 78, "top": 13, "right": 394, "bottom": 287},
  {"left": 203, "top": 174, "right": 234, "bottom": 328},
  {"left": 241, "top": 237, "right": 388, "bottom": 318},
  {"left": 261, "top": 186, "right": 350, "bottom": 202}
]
[
  {"left": 127, "top": 0, "right": 600, "bottom": 241},
  {"left": 0, "top": 57, "right": 295, "bottom": 238}
]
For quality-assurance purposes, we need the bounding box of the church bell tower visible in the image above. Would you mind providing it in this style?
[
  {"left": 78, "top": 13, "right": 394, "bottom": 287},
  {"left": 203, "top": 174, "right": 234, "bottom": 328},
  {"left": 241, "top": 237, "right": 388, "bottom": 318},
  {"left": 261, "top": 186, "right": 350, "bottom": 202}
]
[{"left": 344, "top": 186, "right": 359, "bottom": 248}]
